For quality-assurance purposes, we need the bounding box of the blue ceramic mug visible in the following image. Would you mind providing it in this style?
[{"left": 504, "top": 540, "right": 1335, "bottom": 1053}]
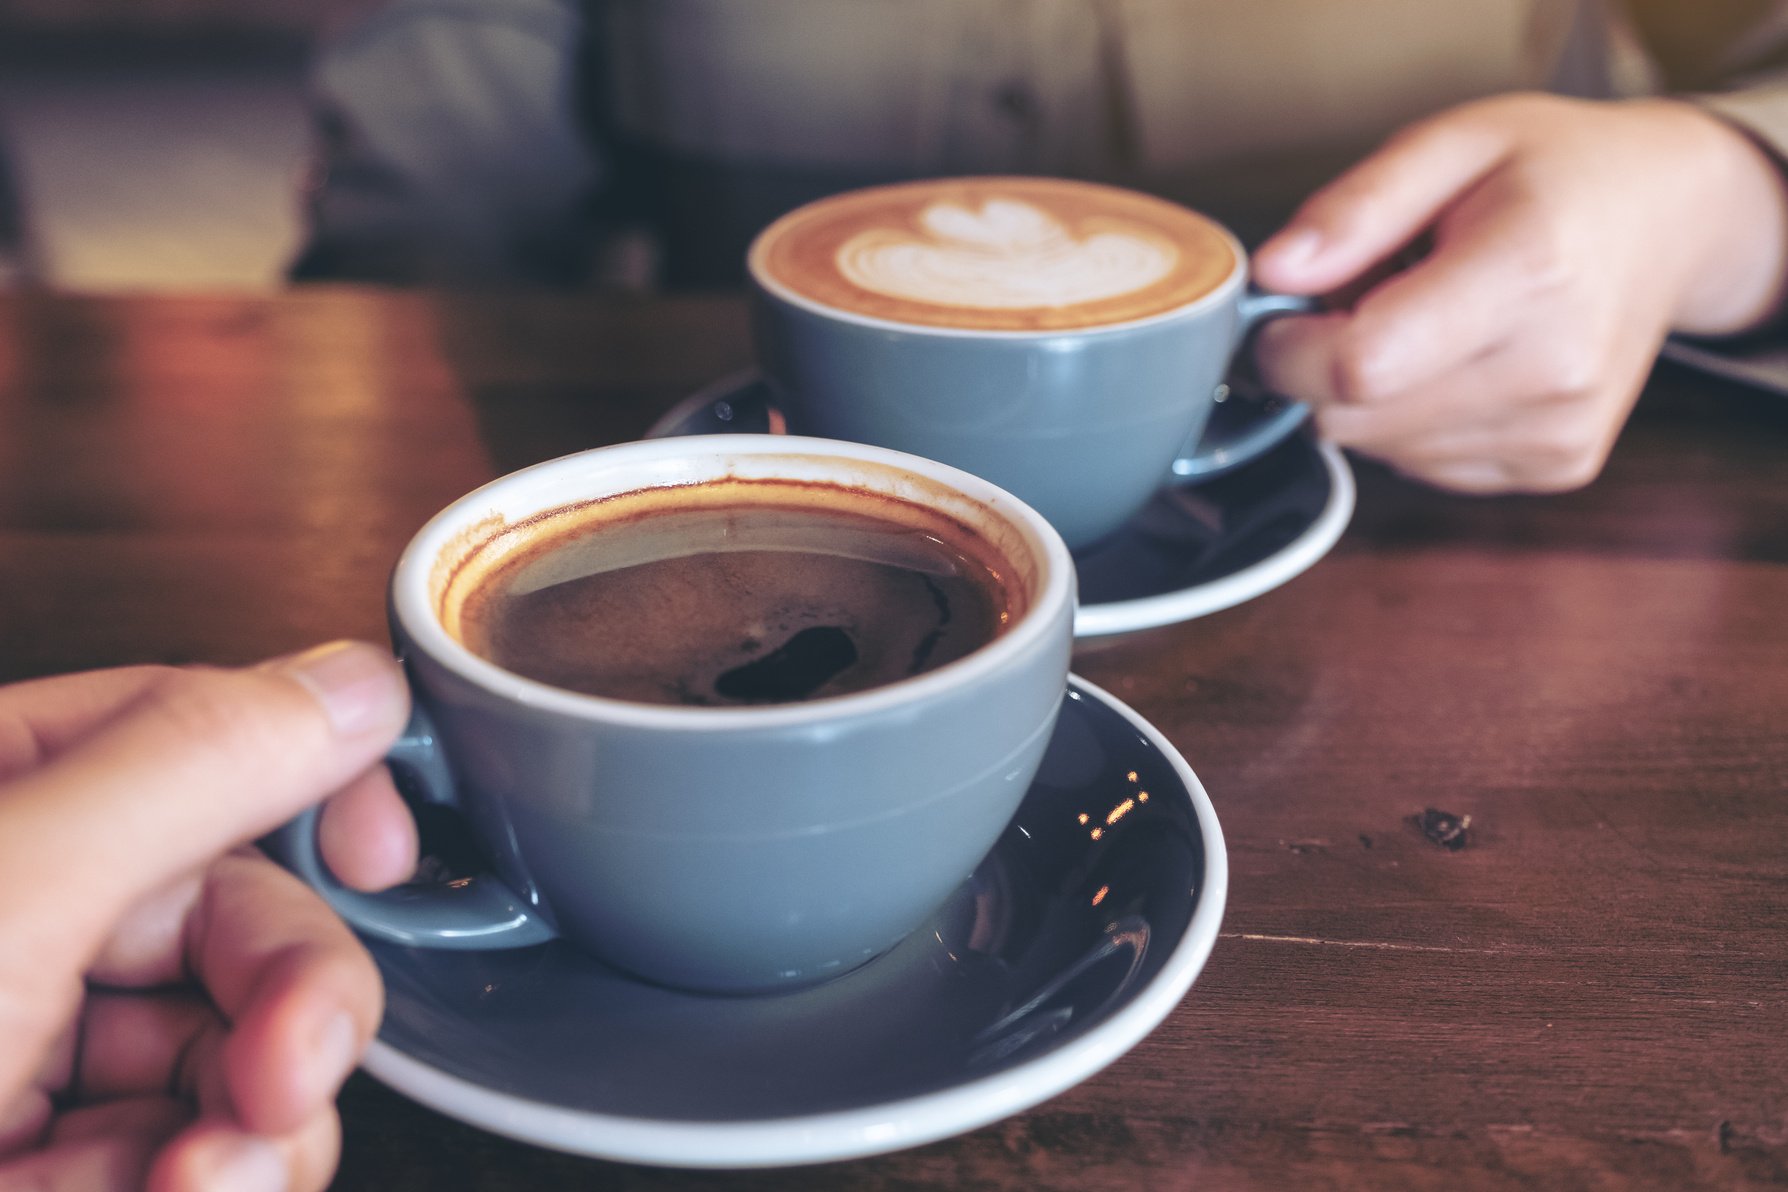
[
  {"left": 275, "top": 436, "right": 1076, "bottom": 993},
  {"left": 748, "top": 176, "right": 1313, "bottom": 552}
]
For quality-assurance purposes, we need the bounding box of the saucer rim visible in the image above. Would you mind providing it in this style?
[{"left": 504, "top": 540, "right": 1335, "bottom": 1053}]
[
  {"left": 1074, "top": 439, "right": 1354, "bottom": 636},
  {"left": 643, "top": 373, "right": 1354, "bottom": 639},
  {"left": 358, "top": 675, "right": 1229, "bottom": 1170}
]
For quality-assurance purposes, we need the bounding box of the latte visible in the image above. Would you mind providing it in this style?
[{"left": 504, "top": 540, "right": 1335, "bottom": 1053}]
[{"left": 750, "top": 177, "right": 1239, "bottom": 332}]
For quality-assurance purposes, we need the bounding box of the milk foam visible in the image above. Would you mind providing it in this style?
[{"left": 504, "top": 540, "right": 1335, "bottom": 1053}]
[{"left": 835, "top": 198, "right": 1179, "bottom": 310}]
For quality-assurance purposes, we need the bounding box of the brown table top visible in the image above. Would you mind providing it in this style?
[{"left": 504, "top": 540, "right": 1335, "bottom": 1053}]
[{"left": 2, "top": 288, "right": 1785, "bottom": 1190}]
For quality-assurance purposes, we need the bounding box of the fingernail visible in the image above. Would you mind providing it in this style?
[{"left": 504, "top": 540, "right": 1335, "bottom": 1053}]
[
  {"left": 203, "top": 1137, "right": 288, "bottom": 1192},
  {"left": 1264, "top": 227, "right": 1323, "bottom": 270},
  {"left": 271, "top": 641, "right": 404, "bottom": 737},
  {"left": 310, "top": 1010, "right": 361, "bottom": 1097}
]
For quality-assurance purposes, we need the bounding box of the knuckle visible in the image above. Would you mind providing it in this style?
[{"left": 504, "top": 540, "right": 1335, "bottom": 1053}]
[
  {"left": 1527, "top": 422, "right": 1589, "bottom": 466},
  {"left": 1546, "top": 447, "right": 1608, "bottom": 491},
  {"left": 1519, "top": 431, "right": 1608, "bottom": 491},
  {"left": 146, "top": 668, "right": 312, "bottom": 767},
  {"left": 1522, "top": 319, "right": 1616, "bottom": 398},
  {"left": 300, "top": 900, "right": 381, "bottom": 984},
  {"left": 292, "top": 1107, "right": 346, "bottom": 1192},
  {"left": 1510, "top": 229, "right": 1574, "bottom": 301},
  {"left": 1312, "top": 402, "right": 1387, "bottom": 449},
  {"left": 1543, "top": 342, "right": 1604, "bottom": 398},
  {"left": 1330, "top": 335, "right": 1395, "bottom": 404}
]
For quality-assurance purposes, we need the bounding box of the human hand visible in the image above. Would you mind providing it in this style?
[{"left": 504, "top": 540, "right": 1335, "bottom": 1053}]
[
  {"left": 1252, "top": 92, "right": 1788, "bottom": 492},
  {"left": 0, "top": 642, "right": 414, "bottom": 1191}
]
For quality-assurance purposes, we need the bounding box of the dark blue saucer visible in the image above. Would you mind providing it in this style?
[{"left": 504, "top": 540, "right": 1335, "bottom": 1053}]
[{"left": 359, "top": 677, "right": 1226, "bottom": 1168}]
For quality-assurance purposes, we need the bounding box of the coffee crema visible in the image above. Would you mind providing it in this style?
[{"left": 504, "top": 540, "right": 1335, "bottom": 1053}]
[
  {"left": 750, "top": 176, "right": 1238, "bottom": 332},
  {"left": 445, "top": 479, "right": 1021, "bottom": 707}
]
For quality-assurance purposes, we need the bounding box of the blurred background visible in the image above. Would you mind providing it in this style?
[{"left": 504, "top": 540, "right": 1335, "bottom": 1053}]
[{"left": 0, "top": 0, "right": 386, "bottom": 290}]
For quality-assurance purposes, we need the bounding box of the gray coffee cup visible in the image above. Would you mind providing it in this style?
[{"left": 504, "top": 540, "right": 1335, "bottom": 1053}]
[
  {"left": 749, "top": 182, "right": 1312, "bottom": 552},
  {"left": 275, "top": 436, "right": 1076, "bottom": 993}
]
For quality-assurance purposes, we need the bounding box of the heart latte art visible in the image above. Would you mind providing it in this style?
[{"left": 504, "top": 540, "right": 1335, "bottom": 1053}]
[
  {"left": 837, "top": 198, "right": 1178, "bottom": 311},
  {"left": 751, "top": 177, "right": 1238, "bottom": 332}
]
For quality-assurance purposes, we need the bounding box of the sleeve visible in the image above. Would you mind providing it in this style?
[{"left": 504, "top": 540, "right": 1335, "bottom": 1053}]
[
  {"left": 289, "top": 0, "right": 603, "bottom": 286},
  {"left": 1621, "top": 0, "right": 1788, "bottom": 162},
  {"left": 1688, "top": 83, "right": 1788, "bottom": 165}
]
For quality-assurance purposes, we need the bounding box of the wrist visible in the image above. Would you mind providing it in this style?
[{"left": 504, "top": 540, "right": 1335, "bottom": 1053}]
[{"left": 1640, "top": 98, "right": 1788, "bottom": 335}]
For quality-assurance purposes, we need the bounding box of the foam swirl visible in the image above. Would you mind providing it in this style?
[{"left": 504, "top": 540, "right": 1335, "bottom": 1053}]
[{"left": 835, "top": 198, "right": 1179, "bottom": 311}]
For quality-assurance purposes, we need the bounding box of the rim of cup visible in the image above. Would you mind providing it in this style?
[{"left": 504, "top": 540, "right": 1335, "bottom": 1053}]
[
  {"left": 389, "top": 435, "right": 1076, "bottom": 732},
  {"left": 745, "top": 178, "right": 1250, "bottom": 340}
]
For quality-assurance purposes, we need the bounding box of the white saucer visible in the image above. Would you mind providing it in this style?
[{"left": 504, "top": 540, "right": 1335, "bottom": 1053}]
[
  {"left": 357, "top": 676, "right": 1227, "bottom": 1168},
  {"left": 645, "top": 371, "right": 1354, "bottom": 638}
]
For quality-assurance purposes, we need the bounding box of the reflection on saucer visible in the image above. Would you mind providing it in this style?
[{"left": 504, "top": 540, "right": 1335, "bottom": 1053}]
[
  {"left": 645, "top": 372, "right": 1353, "bottom": 637},
  {"left": 359, "top": 677, "right": 1226, "bottom": 1169}
]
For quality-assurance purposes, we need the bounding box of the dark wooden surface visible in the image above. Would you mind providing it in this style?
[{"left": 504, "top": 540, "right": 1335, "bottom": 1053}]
[{"left": 2, "top": 289, "right": 1785, "bottom": 1190}]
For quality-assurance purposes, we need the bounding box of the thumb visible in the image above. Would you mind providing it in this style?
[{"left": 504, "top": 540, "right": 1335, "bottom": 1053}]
[
  {"left": 1253, "top": 100, "right": 1515, "bottom": 295},
  {"left": 0, "top": 642, "right": 409, "bottom": 951}
]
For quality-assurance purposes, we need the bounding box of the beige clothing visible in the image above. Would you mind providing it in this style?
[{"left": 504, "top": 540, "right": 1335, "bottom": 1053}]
[
  {"left": 607, "top": 1, "right": 1614, "bottom": 173},
  {"left": 297, "top": 0, "right": 1788, "bottom": 285}
]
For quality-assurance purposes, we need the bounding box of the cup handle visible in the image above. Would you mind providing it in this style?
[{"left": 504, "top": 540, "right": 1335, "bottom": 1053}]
[
  {"left": 267, "top": 702, "right": 556, "bottom": 950},
  {"left": 1169, "top": 289, "right": 1318, "bottom": 482}
]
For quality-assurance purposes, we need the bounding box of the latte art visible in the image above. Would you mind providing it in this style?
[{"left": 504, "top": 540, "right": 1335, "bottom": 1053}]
[
  {"left": 750, "top": 177, "right": 1238, "bottom": 332},
  {"left": 836, "top": 198, "right": 1180, "bottom": 311}
]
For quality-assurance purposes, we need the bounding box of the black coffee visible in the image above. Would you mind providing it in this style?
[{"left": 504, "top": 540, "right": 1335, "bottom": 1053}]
[{"left": 452, "top": 481, "right": 1019, "bottom": 706}]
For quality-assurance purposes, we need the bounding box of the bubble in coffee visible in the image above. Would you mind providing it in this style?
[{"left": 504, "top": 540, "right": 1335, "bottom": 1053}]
[
  {"left": 447, "top": 479, "right": 1020, "bottom": 706},
  {"left": 750, "top": 176, "right": 1238, "bottom": 332}
]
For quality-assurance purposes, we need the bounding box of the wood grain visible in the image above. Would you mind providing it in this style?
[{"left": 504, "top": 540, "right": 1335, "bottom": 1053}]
[{"left": 2, "top": 291, "right": 1784, "bottom": 1190}]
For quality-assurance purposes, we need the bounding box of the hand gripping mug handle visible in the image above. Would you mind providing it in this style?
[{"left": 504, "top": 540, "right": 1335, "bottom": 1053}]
[
  {"left": 1169, "top": 290, "right": 1318, "bottom": 482},
  {"left": 269, "top": 702, "right": 555, "bottom": 949}
]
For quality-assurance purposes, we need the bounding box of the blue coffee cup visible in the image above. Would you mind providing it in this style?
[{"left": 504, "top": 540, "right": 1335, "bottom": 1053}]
[
  {"left": 749, "top": 177, "right": 1313, "bottom": 551},
  {"left": 275, "top": 436, "right": 1076, "bottom": 994}
]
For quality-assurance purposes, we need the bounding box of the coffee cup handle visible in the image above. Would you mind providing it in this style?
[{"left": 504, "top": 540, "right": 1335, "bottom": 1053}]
[
  {"left": 267, "top": 702, "right": 556, "bottom": 950},
  {"left": 1169, "top": 289, "right": 1318, "bottom": 482}
]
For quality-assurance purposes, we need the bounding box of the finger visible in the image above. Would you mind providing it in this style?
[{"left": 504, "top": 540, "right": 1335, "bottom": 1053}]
[
  {"left": 0, "top": 643, "right": 405, "bottom": 1107},
  {"left": 1259, "top": 183, "right": 1570, "bottom": 407},
  {"left": 0, "top": 1096, "right": 186, "bottom": 1192},
  {"left": 61, "top": 991, "right": 216, "bottom": 1105},
  {"left": 1252, "top": 301, "right": 1514, "bottom": 410},
  {"left": 1258, "top": 204, "right": 1634, "bottom": 413},
  {"left": 1309, "top": 341, "right": 1545, "bottom": 447},
  {"left": 151, "top": 1112, "right": 341, "bottom": 1192},
  {"left": 0, "top": 642, "right": 406, "bottom": 946},
  {"left": 42, "top": 1096, "right": 189, "bottom": 1149},
  {"left": 1254, "top": 100, "right": 1514, "bottom": 294},
  {"left": 1356, "top": 402, "right": 1623, "bottom": 494},
  {"left": 54, "top": 854, "right": 378, "bottom": 1137},
  {"left": 85, "top": 872, "right": 205, "bottom": 988},
  {"left": 1253, "top": 309, "right": 1367, "bottom": 407},
  {"left": 317, "top": 766, "right": 419, "bottom": 892},
  {"left": 0, "top": 1018, "right": 75, "bottom": 1155},
  {"left": 1353, "top": 336, "right": 1651, "bottom": 494},
  {"left": 0, "top": 666, "right": 169, "bottom": 782},
  {"left": 0, "top": 1090, "right": 52, "bottom": 1157},
  {"left": 1395, "top": 458, "right": 1520, "bottom": 495},
  {"left": 187, "top": 852, "right": 380, "bottom": 1135},
  {"left": 1322, "top": 178, "right": 1592, "bottom": 400},
  {"left": 0, "top": 1139, "right": 155, "bottom": 1192},
  {"left": 140, "top": 1026, "right": 337, "bottom": 1192}
]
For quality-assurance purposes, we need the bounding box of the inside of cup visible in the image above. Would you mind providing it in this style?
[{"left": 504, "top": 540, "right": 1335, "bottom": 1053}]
[{"left": 420, "top": 443, "right": 1054, "bottom": 660}]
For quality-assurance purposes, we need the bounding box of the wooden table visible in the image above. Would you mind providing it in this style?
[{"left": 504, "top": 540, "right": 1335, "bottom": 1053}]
[{"left": 2, "top": 289, "right": 1785, "bottom": 1189}]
